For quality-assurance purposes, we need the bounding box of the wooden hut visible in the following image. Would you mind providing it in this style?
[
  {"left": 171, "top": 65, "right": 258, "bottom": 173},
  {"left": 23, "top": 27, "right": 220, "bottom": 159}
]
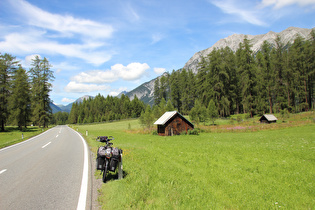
[
  {"left": 154, "top": 111, "right": 194, "bottom": 136},
  {"left": 259, "top": 114, "right": 278, "bottom": 123}
]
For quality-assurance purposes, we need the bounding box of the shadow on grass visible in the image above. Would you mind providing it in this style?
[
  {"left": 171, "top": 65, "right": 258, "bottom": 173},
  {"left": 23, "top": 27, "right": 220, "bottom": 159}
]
[
  {"left": 105, "top": 170, "right": 129, "bottom": 183},
  {"left": 1, "top": 126, "right": 40, "bottom": 133}
]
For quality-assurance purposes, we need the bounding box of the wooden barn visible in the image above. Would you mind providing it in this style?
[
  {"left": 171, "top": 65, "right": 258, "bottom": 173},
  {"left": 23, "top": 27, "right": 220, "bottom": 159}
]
[
  {"left": 154, "top": 111, "right": 194, "bottom": 136},
  {"left": 259, "top": 114, "right": 278, "bottom": 123}
]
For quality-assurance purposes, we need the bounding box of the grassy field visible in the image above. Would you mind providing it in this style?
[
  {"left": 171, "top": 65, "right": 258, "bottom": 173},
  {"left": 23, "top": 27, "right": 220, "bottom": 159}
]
[
  {"left": 74, "top": 113, "right": 315, "bottom": 209},
  {"left": 0, "top": 126, "right": 49, "bottom": 149}
]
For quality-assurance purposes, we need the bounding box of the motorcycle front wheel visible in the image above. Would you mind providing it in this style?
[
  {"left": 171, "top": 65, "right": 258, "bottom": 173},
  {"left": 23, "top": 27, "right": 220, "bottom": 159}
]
[{"left": 102, "top": 159, "right": 108, "bottom": 183}]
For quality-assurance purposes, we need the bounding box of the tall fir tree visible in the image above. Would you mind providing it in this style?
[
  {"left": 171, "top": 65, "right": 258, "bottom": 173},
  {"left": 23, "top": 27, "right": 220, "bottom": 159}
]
[
  {"left": 9, "top": 66, "right": 31, "bottom": 130},
  {"left": 236, "top": 37, "right": 256, "bottom": 117},
  {"left": 0, "top": 53, "right": 19, "bottom": 131},
  {"left": 29, "top": 56, "right": 54, "bottom": 127}
]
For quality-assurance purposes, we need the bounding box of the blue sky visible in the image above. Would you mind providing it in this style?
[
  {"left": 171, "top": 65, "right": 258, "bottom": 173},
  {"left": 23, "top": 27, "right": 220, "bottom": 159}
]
[{"left": 0, "top": 0, "right": 314, "bottom": 105}]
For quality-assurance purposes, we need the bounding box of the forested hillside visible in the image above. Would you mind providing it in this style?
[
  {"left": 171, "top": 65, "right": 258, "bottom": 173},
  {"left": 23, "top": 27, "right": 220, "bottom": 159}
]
[
  {"left": 153, "top": 32, "right": 314, "bottom": 121},
  {"left": 68, "top": 94, "right": 145, "bottom": 124}
]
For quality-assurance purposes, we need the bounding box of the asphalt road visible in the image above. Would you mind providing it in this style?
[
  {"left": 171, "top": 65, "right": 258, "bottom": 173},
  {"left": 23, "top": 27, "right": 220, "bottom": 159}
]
[{"left": 0, "top": 125, "right": 89, "bottom": 210}]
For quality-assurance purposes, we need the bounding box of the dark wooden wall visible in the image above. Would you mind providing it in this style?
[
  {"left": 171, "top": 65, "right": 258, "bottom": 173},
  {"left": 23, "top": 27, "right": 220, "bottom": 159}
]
[{"left": 157, "top": 115, "right": 194, "bottom": 136}]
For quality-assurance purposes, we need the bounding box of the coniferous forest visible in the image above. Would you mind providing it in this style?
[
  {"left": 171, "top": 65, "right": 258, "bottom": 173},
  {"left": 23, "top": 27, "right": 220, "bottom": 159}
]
[
  {"left": 1, "top": 31, "right": 314, "bottom": 129},
  {"left": 153, "top": 33, "right": 315, "bottom": 122}
]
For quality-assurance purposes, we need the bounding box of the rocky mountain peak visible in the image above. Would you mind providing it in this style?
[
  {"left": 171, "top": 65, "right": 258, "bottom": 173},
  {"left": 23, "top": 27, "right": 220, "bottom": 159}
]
[{"left": 183, "top": 27, "right": 314, "bottom": 74}]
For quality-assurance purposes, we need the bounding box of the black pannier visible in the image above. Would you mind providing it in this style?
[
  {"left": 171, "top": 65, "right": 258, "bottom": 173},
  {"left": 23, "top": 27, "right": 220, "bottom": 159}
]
[
  {"left": 96, "top": 156, "right": 105, "bottom": 170},
  {"left": 109, "top": 158, "right": 119, "bottom": 172},
  {"left": 109, "top": 147, "right": 121, "bottom": 171}
]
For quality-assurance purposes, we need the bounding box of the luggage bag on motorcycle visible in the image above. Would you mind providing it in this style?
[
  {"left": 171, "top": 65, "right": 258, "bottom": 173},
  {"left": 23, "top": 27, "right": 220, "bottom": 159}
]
[
  {"left": 96, "top": 146, "right": 106, "bottom": 170},
  {"left": 96, "top": 156, "right": 105, "bottom": 170},
  {"left": 109, "top": 147, "right": 122, "bottom": 172}
]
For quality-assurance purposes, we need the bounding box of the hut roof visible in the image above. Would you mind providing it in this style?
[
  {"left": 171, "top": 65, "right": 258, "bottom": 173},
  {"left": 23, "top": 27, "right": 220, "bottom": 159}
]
[
  {"left": 154, "top": 111, "right": 193, "bottom": 127},
  {"left": 260, "top": 114, "right": 278, "bottom": 122}
]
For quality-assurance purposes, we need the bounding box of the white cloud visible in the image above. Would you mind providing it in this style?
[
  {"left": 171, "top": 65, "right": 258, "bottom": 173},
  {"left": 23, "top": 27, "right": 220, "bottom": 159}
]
[
  {"left": 154, "top": 67, "right": 166, "bottom": 74},
  {"left": 72, "top": 62, "right": 150, "bottom": 84},
  {"left": 9, "top": 0, "right": 114, "bottom": 39},
  {"left": 72, "top": 70, "right": 117, "bottom": 84},
  {"left": 210, "top": 0, "right": 267, "bottom": 26},
  {"left": 111, "top": 63, "right": 150, "bottom": 81},
  {"left": 1, "top": 0, "right": 114, "bottom": 66},
  {"left": 0, "top": 29, "right": 112, "bottom": 66},
  {"left": 64, "top": 81, "right": 110, "bottom": 93},
  {"left": 260, "top": 0, "right": 315, "bottom": 9},
  {"left": 62, "top": 98, "right": 75, "bottom": 103},
  {"left": 23, "top": 54, "right": 41, "bottom": 67}
]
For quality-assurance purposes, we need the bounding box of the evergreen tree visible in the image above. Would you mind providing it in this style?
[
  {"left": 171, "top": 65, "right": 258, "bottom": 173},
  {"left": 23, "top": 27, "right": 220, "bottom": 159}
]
[
  {"left": 169, "top": 70, "right": 181, "bottom": 111},
  {"left": 208, "top": 99, "right": 218, "bottom": 125},
  {"left": 29, "top": 56, "right": 54, "bottom": 127},
  {"left": 236, "top": 37, "right": 256, "bottom": 117},
  {"left": 9, "top": 66, "right": 31, "bottom": 130},
  {"left": 0, "top": 53, "right": 18, "bottom": 131},
  {"left": 165, "top": 99, "right": 175, "bottom": 111}
]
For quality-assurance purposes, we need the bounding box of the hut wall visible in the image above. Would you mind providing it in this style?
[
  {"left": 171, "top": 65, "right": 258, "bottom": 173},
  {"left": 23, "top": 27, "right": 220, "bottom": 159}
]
[{"left": 163, "top": 115, "right": 193, "bottom": 136}]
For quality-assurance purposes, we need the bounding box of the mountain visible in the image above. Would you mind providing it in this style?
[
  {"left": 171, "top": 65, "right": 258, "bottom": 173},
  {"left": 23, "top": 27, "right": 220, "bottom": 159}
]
[
  {"left": 124, "top": 27, "right": 314, "bottom": 104},
  {"left": 50, "top": 95, "right": 93, "bottom": 114},
  {"left": 184, "top": 27, "right": 314, "bottom": 74},
  {"left": 50, "top": 102, "right": 62, "bottom": 113},
  {"left": 124, "top": 72, "right": 169, "bottom": 105}
]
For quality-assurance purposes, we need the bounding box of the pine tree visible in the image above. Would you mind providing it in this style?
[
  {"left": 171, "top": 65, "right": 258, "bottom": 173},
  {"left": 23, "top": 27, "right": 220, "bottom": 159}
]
[
  {"left": 236, "top": 37, "right": 256, "bottom": 117},
  {"left": 0, "top": 53, "right": 19, "bottom": 131},
  {"left": 29, "top": 56, "right": 54, "bottom": 127},
  {"left": 9, "top": 66, "right": 31, "bottom": 130},
  {"left": 208, "top": 99, "right": 218, "bottom": 125},
  {"left": 169, "top": 70, "right": 181, "bottom": 111}
]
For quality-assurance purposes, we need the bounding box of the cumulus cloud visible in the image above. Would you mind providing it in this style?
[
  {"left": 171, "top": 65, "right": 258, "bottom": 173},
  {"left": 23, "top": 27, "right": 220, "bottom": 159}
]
[
  {"left": 72, "top": 62, "right": 150, "bottom": 84},
  {"left": 62, "top": 98, "right": 75, "bottom": 103},
  {"left": 154, "top": 67, "right": 166, "bottom": 74},
  {"left": 24, "top": 54, "right": 41, "bottom": 66},
  {"left": 64, "top": 81, "right": 110, "bottom": 93}
]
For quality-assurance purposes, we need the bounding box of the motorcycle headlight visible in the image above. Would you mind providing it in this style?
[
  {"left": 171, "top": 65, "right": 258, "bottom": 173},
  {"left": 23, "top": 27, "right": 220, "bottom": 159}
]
[{"left": 105, "top": 148, "right": 112, "bottom": 158}]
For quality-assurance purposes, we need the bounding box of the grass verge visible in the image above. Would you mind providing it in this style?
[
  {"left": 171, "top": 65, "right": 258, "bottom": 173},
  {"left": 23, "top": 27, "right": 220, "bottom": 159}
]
[
  {"left": 74, "top": 113, "right": 315, "bottom": 209},
  {"left": 0, "top": 126, "right": 50, "bottom": 149}
]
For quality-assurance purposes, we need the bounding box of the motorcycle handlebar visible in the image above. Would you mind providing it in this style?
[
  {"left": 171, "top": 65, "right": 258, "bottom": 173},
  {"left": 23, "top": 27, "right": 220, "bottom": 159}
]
[{"left": 96, "top": 136, "right": 114, "bottom": 142}]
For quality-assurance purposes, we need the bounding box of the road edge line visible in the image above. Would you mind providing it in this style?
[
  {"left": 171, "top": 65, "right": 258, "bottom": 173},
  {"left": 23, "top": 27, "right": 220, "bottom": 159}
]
[{"left": 71, "top": 127, "right": 89, "bottom": 210}]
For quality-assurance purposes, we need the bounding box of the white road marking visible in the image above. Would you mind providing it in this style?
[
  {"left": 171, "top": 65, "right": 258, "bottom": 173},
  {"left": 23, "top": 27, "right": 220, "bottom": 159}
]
[
  {"left": 56, "top": 135, "right": 59, "bottom": 138},
  {"left": 0, "top": 169, "right": 7, "bottom": 175},
  {"left": 72, "top": 128, "right": 89, "bottom": 210},
  {"left": 42, "top": 142, "right": 51, "bottom": 148}
]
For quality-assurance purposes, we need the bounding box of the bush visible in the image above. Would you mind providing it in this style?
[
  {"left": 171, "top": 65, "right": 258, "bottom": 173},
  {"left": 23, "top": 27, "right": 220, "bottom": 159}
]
[{"left": 188, "top": 129, "right": 199, "bottom": 135}]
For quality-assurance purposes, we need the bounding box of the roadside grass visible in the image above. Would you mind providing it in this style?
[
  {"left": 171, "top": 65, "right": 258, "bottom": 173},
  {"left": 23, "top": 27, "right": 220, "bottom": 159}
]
[
  {"left": 75, "top": 113, "right": 315, "bottom": 209},
  {"left": 0, "top": 126, "right": 49, "bottom": 149}
]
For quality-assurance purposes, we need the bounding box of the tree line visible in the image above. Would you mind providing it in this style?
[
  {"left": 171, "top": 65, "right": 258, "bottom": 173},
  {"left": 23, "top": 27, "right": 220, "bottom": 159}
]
[
  {"left": 153, "top": 32, "right": 315, "bottom": 123},
  {"left": 0, "top": 53, "right": 54, "bottom": 131},
  {"left": 68, "top": 94, "right": 146, "bottom": 124}
]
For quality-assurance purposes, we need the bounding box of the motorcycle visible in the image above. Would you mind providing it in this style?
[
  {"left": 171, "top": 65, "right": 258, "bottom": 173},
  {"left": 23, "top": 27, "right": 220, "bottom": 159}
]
[{"left": 96, "top": 136, "right": 123, "bottom": 183}]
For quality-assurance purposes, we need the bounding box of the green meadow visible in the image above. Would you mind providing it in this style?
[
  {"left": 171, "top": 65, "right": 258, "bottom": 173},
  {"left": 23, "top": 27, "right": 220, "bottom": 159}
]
[
  {"left": 0, "top": 126, "right": 48, "bottom": 149},
  {"left": 74, "top": 115, "right": 315, "bottom": 209}
]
